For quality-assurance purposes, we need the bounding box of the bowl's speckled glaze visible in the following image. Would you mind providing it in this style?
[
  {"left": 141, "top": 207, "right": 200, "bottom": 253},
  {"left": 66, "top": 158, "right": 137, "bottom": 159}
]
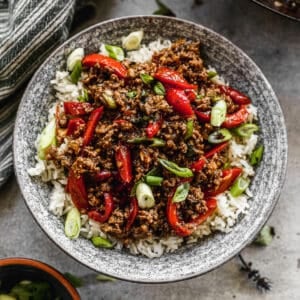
[{"left": 13, "top": 16, "right": 287, "bottom": 283}]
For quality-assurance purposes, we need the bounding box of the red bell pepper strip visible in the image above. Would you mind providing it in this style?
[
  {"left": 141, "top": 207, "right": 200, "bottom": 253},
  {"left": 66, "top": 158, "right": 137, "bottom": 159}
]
[
  {"left": 82, "top": 53, "right": 127, "bottom": 79},
  {"left": 166, "top": 88, "right": 194, "bottom": 117},
  {"left": 66, "top": 118, "right": 85, "bottom": 136},
  {"left": 167, "top": 187, "right": 218, "bottom": 237},
  {"left": 190, "top": 198, "right": 217, "bottom": 225},
  {"left": 154, "top": 67, "right": 197, "bottom": 90},
  {"left": 205, "top": 142, "right": 229, "bottom": 159},
  {"left": 205, "top": 167, "right": 243, "bottom": 197},
  {"left": 219, "top": 85, "right": 251, "bottom": 105},
  {"left": 195, "top": 110, "right": 210, "bottom": 123},
  {"left": 195, "top": 106, "right": 249, "bottom": 128},
  {"left": 145, "top": 116, "right": 163, "bottom": 138},
  {"left": 67, "top": 170, "right": 89, "bottom": 210},
  {"left": 125, "top": 197, "right": 138, "bottom": 231},
  {"left": 82, "top": 106, "right": 104, "bottom": 147},
  {"left": 88, "top": 192, "right": 114, "bottom": 223},
  {"left": 190, "top": 142, "right": 229, "bottom": 172},
  {"left": 64, "top": 102, "right": 92, "bottom": 116},
  {"left": 93, "top": 170, "right": 112, "bottom": 182},
  {"left": 115, "top": 144, "right": 133, "bottom": 184},
  {"left": 222, "top": 105, "right": 249, "bottom": 129}
]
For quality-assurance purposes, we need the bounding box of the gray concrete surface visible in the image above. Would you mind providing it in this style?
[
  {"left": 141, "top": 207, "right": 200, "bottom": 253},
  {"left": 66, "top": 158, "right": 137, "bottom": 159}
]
[{"left": 1, "top": 0, "right": 299, "bottom": 299}]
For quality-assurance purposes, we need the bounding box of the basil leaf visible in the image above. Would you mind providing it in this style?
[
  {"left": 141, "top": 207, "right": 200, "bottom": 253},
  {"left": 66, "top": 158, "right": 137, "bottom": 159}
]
[{"left": 153, "top": 82, "right": 165, "bottom": 95}]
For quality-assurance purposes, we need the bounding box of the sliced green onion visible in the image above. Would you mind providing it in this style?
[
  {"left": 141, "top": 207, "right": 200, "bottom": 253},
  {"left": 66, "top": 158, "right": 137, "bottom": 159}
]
[
  {"left": 158, "top": 159, "right": 193, "bottom": 178},
  {"left": 96, "top": 274, "right": 116, "bottom": 282},
  {"left": 122, "top": 30, "right": 144, "bottom": 50},
  {"left": 78, "top": 89, "right": 89, "bottom": 102},
  {"left": 184, "top": 119, "right": 194, "bottom": 140},
  {"left": 102, "top": 90, "right": 117, "bottom": 109},
  {"left": 254, "top": 225, "right": 275, "bottom": 246},
  {"left": 136, "top": 182, "right": 155, "bottom": 209},
  {"left": 67, "top": 48, "right": 84, "bottom": 71},
  {"left": 126, "top": 91, "right": 137, "bottom": 98},
  {"left": 146, "top": 167, "right": 161, "bottom": 177},
  {"left": 130, "top": 180, "right": 142, "bottom": 197},
  {"left": 230, "top": 177, "right": 250, "bottom": 197},
  {"left": 145, "top": 175, "right": 163, "bottom": 186},
  {"left": 128, "top": 137, "right": 165, "bottom": 147},
  {"left": 64, "top": 207, "right": 81, "bottom": 239},
  {"left": 91, "top": 236, "right": 113, "bottom": 248},
  {"left": 208, "top": 128, "right": 232, "bottom": 144},
  {"left": 223, "top": 161, "right": 231, "bottom": 169},
  {"left": 196, "top": 94, "right": 205, "bottom": 99},
  {"left": 70, "top": 60, "right": 82, "bottom": 84},
  {"left": 234, "top": 123, "right": 259, "bottom": 138},
  {"left": 172, "top": 182, "right": 190, "bottom": 203},
  {"left": 210, "top": 99, "right": 227, "bottom": 127},
  {"left": 104, "top": 44, "right": 125, "bottom": 61},
  {"left": 38, "top": 118, "right": 56, "bottom": 160},
  {"left": 140, "top": 73, "right": 154, "bottom": 85},
  {"left": 207, "top": 70, "right": 218, "bottom": 79},
  {"left": 250, "top": 145, "right": 264, "bottom": 166},
  {"left": 153, "top": 81, "right": 165, "bottom": 95}
]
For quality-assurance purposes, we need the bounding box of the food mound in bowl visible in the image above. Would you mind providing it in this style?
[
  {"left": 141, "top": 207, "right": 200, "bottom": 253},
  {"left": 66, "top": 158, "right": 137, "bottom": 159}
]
[{"left": 29, "top": 31, "right": 263, "bottom": 258}]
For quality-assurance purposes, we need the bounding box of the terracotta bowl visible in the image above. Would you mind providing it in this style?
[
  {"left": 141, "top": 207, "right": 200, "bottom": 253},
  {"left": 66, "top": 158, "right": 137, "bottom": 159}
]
[
  {"left": 13, "top": 16, "right": 287, "bottom": 283},
  {"left": 0, "top": 258, "right": 80, "bottom": 299}
]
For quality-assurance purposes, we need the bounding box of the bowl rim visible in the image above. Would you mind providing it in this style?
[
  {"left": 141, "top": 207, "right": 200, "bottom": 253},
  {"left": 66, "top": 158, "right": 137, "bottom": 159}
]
[
  {"left": 13, "top": 15, "right": 288, "bottom": 283},
  {"left": 0, "top": 257, "right": 80, "bottom": 299}
]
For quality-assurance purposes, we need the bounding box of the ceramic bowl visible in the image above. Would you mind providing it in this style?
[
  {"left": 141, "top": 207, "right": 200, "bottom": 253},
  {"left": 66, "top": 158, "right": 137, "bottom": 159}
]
[
  {"left": 0, "top": 258, "right": 80, "bottom": 299},
  {"left": 13, "top": 16, "right": 287, "bottom": 283}
]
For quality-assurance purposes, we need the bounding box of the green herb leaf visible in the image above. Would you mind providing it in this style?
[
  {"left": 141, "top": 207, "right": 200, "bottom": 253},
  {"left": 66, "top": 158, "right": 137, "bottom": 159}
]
[
  {"left": 140, "top": 73, "right": 154, "bottom": 85},
  {"left": 70, "top": 60, "right": 82, "bottom": 84},
  {"left": 153, "top": 82, "right": 165, "bottom": 95},
  {"left": 64, "top": 272, "right": 83, "bottom": 288},
  {"left": 104, "top": 44, "right": 125, "bottom": 61},
  {"left": 96, "top": 274, "right": 116, "bottom": 282},
  {"left": 128, "top": 137, "right": 165, "bottom": 147},
  {"left": 153, "top": 0, "right": 176, "bottom": 16},
  {"left": 254, "top": 225, "right": 275, "bottom": 246},
  {"left": 126, "top": 91, "right": 137, "bottom": 98},
  {"left": 172, "top": 182, "right": 190, "bottom": 203}
]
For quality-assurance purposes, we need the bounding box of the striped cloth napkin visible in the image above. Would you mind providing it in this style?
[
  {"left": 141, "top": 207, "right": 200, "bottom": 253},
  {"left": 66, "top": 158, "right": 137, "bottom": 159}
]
[{"left": 0, "top": 0, "right": 76, "bottom": 188}]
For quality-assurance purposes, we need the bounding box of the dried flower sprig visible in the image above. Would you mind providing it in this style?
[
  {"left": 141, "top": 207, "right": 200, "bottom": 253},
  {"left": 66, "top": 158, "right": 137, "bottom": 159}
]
[{"left": 238, "top": 254, "right": 272, "bottom": 292}]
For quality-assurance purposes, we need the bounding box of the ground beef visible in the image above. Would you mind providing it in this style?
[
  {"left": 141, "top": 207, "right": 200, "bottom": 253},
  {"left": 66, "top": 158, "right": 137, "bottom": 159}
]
[{"left": 49, "top": 39, "right": 232, "bottom": 243}]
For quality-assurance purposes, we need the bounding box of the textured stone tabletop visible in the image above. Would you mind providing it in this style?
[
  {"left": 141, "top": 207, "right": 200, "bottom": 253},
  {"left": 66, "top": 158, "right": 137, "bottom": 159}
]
[{"left": 0, "top": 0, "right": 299, "bottom": 299}]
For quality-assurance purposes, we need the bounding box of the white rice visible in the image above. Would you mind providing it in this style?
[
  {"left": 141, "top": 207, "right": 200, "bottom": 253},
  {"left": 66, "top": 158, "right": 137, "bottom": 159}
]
[{"left": 29, "top": 39, "right": 258, "bottom": 258}]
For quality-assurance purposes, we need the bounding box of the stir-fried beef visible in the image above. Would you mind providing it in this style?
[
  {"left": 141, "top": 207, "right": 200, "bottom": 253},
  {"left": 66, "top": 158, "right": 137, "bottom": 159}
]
[{"left": 48, "top": 40, "right": 232, "bottom": 243}]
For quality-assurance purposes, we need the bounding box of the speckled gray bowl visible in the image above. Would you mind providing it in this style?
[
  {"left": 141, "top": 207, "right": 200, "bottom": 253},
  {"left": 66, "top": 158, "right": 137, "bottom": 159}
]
[{"left": 13, "top": 16, "right": 287, "bottom": 283}]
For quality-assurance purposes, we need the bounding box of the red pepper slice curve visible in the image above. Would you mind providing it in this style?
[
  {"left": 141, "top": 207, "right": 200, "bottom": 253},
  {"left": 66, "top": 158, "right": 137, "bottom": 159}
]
[
  {"left": 222, "top": 105, "right": 249, "bottom": 129},
  {"left": 190, "top": 142, "right": 229, "bottom": 172},
  {"left": 93, "top": 170, "right": 112, "bottom": 182},
  {"left": 88, "top": 192, "right": 114, "bottom": 223},
  {"left": 82, "top": 53, "right": 127, "bottom": 79},
  {"left": 66, "top": 118, "right": 85, "bottom": 136},
  {"left": 195, "top": 106, "right": 249, "bottom": 128},
  {"left": 67, "top": 170, "right": 89, "bottom": 210},
  {"left": 195, "top": 110, "right": 210, "bottom": 123},
  {"left": 145, "top": 116, "right": 163, "bottom": 138},
  {"left": 115, "top": 144, "right": 133, "bottom": 184},
  {"left": 219, "top": 85, "right": 251, "bottom": 105},
  {"left": 125, "top": 197, "right": 138, "bottom": 231},
  {"left": 82, "top": 106, "right": 104, "bottom": 147},
  {"left": 166, "top": 88, "right": 194, "bottom": 117},
  {"left": 167, "top": 188, "right": 218, "bottom": 237},
  {"left": 154, "top": 67, "right": 197, "bottom": 90},
  {"left": 205, "top": 167, "right": 243, "bottom": 197},
  {"left": 64, "top": 102, "right": 92, "bottom": 116}
]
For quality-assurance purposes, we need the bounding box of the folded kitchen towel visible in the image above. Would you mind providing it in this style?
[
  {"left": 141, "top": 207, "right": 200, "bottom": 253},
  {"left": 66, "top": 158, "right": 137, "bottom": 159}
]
[{"left": 0, "top": 0, "right": 76, "bottom": 188}]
